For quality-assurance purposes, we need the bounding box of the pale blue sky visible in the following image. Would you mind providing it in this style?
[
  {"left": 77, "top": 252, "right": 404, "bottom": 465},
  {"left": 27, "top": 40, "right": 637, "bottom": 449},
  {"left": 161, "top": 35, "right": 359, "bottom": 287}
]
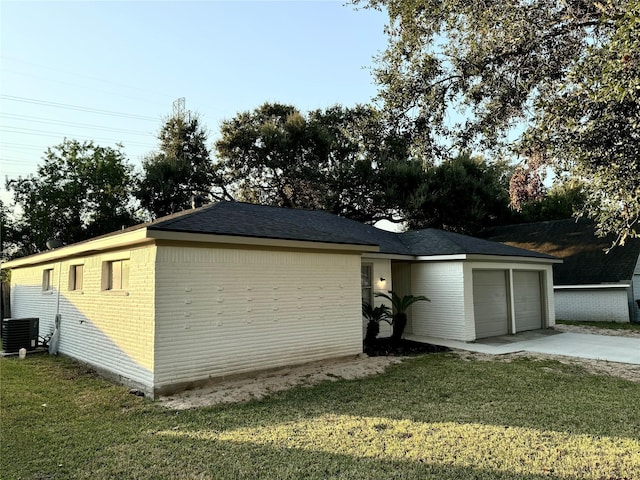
[{"left": 0, "top": 1, "right": 388, "bottom": 190}]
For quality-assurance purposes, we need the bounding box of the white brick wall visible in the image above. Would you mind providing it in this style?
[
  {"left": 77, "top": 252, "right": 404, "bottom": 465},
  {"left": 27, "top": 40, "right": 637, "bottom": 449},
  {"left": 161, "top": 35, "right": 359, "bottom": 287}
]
[
  {"left": 555, "top": 288, "right": 630, "bottom": 322},
  {"left": 408, "top": 260, "right": 555, "bottom": 341},
  {"left": 153, "top": 245, "right": 363, "bottom": 393},
  {"left": 411, "top": 261, "right": 471, "bottom": 341},
  {"left": 10, "top": 246, "right": 156, "bottom": 391}
]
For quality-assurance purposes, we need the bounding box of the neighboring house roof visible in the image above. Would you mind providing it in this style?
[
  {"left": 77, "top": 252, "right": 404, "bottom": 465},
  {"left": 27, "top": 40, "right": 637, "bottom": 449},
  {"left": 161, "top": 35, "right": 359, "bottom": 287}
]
[
  {"left": 399, "top": 228, "right": 557, "bottom": 259},
  {"left": 482, "top": 218, "right": 640, "bottom": 285},
  {"left": 3, "top": 201, "right": 557, "bottom": 268}
]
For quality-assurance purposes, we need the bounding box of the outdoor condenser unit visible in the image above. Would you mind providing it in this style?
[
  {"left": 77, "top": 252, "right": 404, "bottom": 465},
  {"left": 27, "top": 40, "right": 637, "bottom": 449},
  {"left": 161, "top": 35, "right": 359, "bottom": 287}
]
[{"left": 1, "top": 317, "right": 39, "bottom": 353}]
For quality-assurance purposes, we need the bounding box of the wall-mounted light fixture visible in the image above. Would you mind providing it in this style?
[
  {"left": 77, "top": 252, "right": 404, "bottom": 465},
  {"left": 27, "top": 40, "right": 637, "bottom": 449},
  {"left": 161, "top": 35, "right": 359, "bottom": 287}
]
[{"left": 379, "top": 277, "right": 386, "bottom": 282}]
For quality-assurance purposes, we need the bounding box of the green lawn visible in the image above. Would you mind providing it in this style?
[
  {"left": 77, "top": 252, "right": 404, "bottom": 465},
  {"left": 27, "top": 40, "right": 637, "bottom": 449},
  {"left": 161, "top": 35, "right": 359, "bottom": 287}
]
[{"left": 1, "top": 352, "right": 639, "bottom": 479}]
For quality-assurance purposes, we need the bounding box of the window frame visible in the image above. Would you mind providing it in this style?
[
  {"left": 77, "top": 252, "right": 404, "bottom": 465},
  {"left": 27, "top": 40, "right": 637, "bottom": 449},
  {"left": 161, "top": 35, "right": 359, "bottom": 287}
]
[
  {"left": 361, "top": 263, "right": 373, "bottom": 307},
  {"left": 42, "top": 268, "right": 54, "bottom": 292},
  {"left": 68, "top": 264, "right": 84, "bottom": 292},
  {"left": 101, "top": 258, "right": 130, "bottom": 292}
]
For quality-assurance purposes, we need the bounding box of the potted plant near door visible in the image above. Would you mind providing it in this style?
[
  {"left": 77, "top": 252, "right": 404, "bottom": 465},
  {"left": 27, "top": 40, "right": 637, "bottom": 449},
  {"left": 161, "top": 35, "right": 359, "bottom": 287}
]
[{"left": 375, "top": 291, "right": 430, "bottom": 342}]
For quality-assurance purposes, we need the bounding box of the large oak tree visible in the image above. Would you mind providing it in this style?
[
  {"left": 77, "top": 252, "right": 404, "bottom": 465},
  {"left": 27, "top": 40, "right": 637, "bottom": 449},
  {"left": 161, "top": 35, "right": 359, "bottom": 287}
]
[
  {"left": 354, "top": 0, "right": 639, "bottom": 244},
  {"left": 212, "top": 102, "right": 422, "bottom": 224}
]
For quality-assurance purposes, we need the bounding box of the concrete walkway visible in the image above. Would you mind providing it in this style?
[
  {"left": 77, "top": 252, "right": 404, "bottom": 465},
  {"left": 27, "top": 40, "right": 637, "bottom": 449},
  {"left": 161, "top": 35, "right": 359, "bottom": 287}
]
[{"left": 406, "top": 329, "right": 640, "bottom": 364}]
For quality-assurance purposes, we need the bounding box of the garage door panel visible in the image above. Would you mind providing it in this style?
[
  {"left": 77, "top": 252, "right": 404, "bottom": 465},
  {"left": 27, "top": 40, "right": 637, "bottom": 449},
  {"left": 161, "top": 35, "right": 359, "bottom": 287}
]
[
  {"left": 514, "top": 271, "right": 542, "bottom": 332},
  {"left": 473, "top": 270, "right": 509, "bottom": 338}
]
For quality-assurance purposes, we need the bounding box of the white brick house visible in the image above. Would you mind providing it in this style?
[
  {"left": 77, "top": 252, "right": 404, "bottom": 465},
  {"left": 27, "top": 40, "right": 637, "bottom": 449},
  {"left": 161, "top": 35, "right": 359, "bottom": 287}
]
[{"left": 3, "top": 202, "right": 558, "bottom": 397}]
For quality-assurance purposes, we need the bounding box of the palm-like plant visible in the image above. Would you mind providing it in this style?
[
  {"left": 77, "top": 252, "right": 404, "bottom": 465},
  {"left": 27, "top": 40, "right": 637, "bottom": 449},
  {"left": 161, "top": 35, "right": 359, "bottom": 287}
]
[
  {"left": 374, "top": 291, "right": 430, "bottom": 341},
  {"left": 362, "top": 302, "right": 392, "bottom": 344}
]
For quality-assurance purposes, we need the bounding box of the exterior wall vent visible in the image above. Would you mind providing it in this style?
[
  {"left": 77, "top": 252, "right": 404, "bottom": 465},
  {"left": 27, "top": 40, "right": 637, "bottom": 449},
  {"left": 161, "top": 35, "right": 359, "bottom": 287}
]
[{"left": 1, "top": 318, "right": 39, "bottom": 353}]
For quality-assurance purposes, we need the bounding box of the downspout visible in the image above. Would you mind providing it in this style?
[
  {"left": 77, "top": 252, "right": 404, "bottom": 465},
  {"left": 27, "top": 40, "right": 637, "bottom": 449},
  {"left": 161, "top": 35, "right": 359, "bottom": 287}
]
[{"left": 48, "top": 260, "right": 62, "bottom": 355}]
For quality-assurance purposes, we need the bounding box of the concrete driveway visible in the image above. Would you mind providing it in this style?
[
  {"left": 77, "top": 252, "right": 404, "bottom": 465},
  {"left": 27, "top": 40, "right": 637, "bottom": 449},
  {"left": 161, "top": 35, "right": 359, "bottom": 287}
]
[{"left": 406, "top": 329, "right": 640, "bottom": 364}]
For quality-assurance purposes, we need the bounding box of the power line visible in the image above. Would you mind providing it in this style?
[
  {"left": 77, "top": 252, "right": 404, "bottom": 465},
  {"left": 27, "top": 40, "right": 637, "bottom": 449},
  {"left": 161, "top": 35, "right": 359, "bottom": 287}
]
[
  {"left": 0, "top": 127, "right": 156, "bottom": 149},
  {"left": 0, "top": 55, "right": 177, "bottom": 103},
  {"left": 2, "top": 68, "right": 173, "bottom": 109},
  {"left": 0, "top": 142, "right": 48, "bottom": 152},
  {"left": 1, "top": 56, "right": 222, "bottom": 114},
  {"left": 0, "top": 113, "right": 156, "bottom": 137},
  {"left": 0, "top": 95, "right": 158, "bottom": 121}
]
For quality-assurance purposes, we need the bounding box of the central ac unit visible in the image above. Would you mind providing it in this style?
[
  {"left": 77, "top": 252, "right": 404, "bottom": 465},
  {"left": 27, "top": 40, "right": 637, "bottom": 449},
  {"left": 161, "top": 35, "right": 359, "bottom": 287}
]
[{"left": 1, "top": 317, "right": 39, "bottom": 353}]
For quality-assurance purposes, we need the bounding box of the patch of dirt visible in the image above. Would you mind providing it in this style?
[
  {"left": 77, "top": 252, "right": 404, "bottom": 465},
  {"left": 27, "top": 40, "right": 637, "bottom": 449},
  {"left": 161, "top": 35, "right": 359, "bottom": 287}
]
[
  {"left": 552, "top": 323, "right": 640, "bottom": 338},
  {"left": 453, "top": 324, "right": 640, "bottom": 383},
  {"left": 159, "top": 327, "right": 639, "bottom": 410},
  {"left": 160, "top": 354, "right": 405, "bottom": 410},
  {"left": 455, "top": 350, "right": 640, "bottom": 383}
]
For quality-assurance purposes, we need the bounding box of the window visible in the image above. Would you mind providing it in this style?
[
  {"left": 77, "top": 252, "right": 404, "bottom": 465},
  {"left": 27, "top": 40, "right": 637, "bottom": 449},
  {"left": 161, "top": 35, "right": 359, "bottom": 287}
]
[
  {"left": 104, "top": 259, "right": 129, "bottom": 291},
  {"left": 68, "top": 264, "right": 83, "bottom": 291},
  {"left": 42, "top": 268, "right": 54, "bottom": 292},
  {"left": 361, "top": 264, "right": 373, "bottom": 306}
]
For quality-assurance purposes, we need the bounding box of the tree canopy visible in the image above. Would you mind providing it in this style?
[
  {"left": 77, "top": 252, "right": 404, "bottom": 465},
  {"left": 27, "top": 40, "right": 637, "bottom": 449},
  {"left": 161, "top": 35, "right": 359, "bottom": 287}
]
[
  {"left": 136, "top": 108, "right": 214, "bottom": 219},
  {"left": 407, "top": 154, "right": 516, "bottom": 235},
  {"left": 5, "top": 139, "right": 138, "bottom": 256},
  {"left": 524, "top": 1, "right": 640, "bottom": 245},
  {"left": 354, "top": 0, "right": 639, "bottom": 244},
  {"left": 212, "top": 102, "right": 421, "bottom": 224}
]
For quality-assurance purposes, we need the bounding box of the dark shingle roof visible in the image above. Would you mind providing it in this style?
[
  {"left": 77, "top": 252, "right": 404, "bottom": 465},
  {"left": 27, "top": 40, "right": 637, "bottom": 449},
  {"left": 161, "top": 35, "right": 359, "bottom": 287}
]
[
  {"left": 483, "top": 218, "right": 640, "bottom": 285},
  {"left": 399, "top": 228, "right": 557, "bottom": 259},
  {"left": 147, "top": 201, "right": 380, "bottom": 248},
  {"left": 147, "top": 201, "right": 552, "bottom": 259}
]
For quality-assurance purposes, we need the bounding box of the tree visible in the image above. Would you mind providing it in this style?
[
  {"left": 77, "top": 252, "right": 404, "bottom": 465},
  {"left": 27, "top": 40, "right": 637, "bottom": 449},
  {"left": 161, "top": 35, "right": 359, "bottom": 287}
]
[
  {"left": 407, "top": 154, "right": 515, "bottom": 234},
  {"left": 213, "top": 102, "right": 422, "bottom": 224},
  {"left": 136, "top": 108, "right": 214, "bottom": 219},
  {"left": 522, "top": 2, "right": 640, "bottom": 245},
  {"left": 213, "top": 103, "right": 328, "bottom": 209},
  {"left": 354, "top": 0, "right": 639, "bottom": 244},
  {"left": 6, "top": 139, "right": 138, "bottom": 256},
  {"left": 518, "top": 179, "right": 587, "bottom": 223},
  {"left": 0, "top": 199, "right": 17, "bottom": 262}
]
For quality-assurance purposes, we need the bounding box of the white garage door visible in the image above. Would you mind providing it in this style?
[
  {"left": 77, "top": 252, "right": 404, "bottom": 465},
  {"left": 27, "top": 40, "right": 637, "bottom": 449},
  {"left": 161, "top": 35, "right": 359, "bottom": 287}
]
[
  {"left": 473, "top": 270, "right": 509, "bottom": 338},
  {"left": 514, "top": 271, "right": 543, "bottom": 332}
]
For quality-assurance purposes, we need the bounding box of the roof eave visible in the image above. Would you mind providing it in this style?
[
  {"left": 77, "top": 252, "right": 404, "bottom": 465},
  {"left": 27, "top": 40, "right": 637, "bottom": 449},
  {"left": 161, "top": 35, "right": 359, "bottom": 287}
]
[
  {"left": 414, "top": 253, "right": 562, "bottom": 263},
  {"left": 362, "top": 252, "right": 415, "bottom": 260},
  {"left": 2, "top": 228, "right": 152, "bottom": 269},
  {"left": 554, "top": 283, "right": 631, "bottom": 289},
  {"left": 146, "top": 229, "right": 380, "bottom": 252}
]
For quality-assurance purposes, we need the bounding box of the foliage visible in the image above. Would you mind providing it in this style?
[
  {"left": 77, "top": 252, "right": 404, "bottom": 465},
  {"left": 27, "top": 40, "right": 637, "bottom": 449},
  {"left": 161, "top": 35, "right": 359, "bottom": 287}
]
[
  {"left": 508, "top": 154, "right": 547, "bottom": 212},
  {"left": 5, "top": 139, "right": 138, "bottom": 256},
  {"left": 522, "top": 1, "right": 640, "bottom": 245},
  {"left": 518, "top": 180, "right": 587, "bottom": 223},
  {"left": 136, "top": 109, "right": 215, "bottom": 219},
  {"left": 362, "top": 302, "right": 392, "bottom": 323},
  {"left": 362, "top": 302, "right": 392, "bottom": 343},
  {"left": 0, "top": 199, "right": 16, "bottom": 262},
  {"left": 375, "top": 290, "right": 430, "bottom": 340},
  {"left": 2, "top": 353, "right": 639, "bottom": 479},
  {"left": 407, "top": 154, "right": 516, "bottom": 234},
  {"left": 213, "top": 102, "right": 421, "bottom": 224},
  {"left": 354, "top": 0, "right": 639, "bottom": 245},
  {"left": 374, "top": 290, "right": 430, "bottom": 315}
]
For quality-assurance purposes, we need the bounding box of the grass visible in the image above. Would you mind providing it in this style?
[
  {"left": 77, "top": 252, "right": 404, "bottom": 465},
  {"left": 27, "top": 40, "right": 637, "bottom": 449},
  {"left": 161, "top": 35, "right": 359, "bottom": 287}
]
[
  {"left": 557, "top": 319, "right": 640, "bottom": 331},
  {"left": 1, "top": 353, "right": 640, "bottom": 479}
]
